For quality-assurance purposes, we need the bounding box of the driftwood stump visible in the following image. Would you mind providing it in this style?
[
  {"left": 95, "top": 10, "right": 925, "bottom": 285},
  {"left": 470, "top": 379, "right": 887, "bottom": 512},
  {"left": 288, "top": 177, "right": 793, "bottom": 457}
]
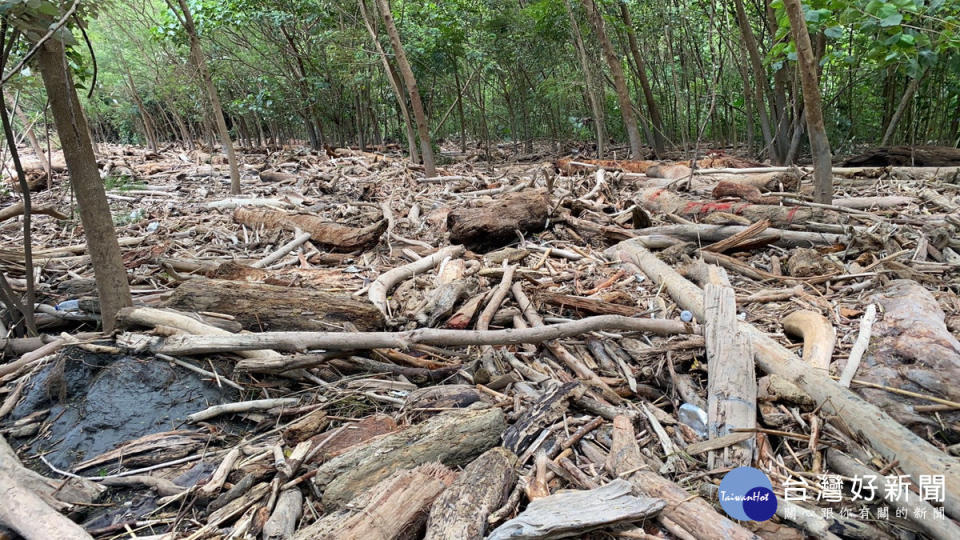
[{"left": 447, "top": 189, "right": 550, "bottom": 250}]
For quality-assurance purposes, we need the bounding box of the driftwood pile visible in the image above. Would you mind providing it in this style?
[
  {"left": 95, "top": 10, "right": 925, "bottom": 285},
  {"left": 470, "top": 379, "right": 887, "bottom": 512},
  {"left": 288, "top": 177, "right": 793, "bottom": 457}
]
[{"left": 1, "top": 141, "right": 959, "bottom": 539}]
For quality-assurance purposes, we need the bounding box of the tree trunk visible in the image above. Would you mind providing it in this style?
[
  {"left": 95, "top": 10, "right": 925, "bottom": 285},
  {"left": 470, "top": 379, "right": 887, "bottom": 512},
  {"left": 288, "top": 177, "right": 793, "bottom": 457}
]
[
  {"left": 732, "top": 0, "right": 779, "bottom": 164},
  {"left": 375, "top": 0, "right": 435, "bottom": 176},
  {"left": 36, "top": 40, "right": 132, "bottom": 332},
  {"left": 581, "top": 0, "right": 642, "bottom": 159},
  {"left": 564, "top": 0, "right": 605, "bottom": 157},
  {"left": 618, "top": 1, "right": 665, "bottom": 157},
  {"left": 783, "top": 0, "right": 832, "bottom": 203},
  {"left": 881, "top": 73, "right": 924, "bottom": 146},
  {"left": 358, "top": 0, "right": 418, "bottom": 163},
  {"left": 5, "top": 95, "right": 49, "bottom": 176},
  {"left": 172, "top": 0, "right": 241, "bottom": 194}
]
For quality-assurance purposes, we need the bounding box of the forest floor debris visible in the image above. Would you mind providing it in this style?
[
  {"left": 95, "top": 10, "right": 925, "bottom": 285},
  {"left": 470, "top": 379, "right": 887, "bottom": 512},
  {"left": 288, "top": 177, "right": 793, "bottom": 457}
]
[{"left": 1, "top": 141, "right": 959, "bottom": 539}]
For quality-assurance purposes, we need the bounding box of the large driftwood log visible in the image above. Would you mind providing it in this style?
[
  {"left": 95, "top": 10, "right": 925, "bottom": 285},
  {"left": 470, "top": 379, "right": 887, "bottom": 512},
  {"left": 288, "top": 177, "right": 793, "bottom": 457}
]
[
  {"left": 424, "top": 447, "right": 517, "bottom": 540},
  {"left": 208, "top": 261, "right": 361, "bottom": 289},
  {"left": 704, "top": 284, "right": 756, "bottom": 468},
  {"left": 630, "top": 224, "right": 845, "bottom": 249},
  {"left": 607, "top": 241, "right": 960, "bottom": 520},
  {"left": 163, "top": 278, "right": 383, "bottom": 332},
  {"left": 487, "top": 479, "right": 664, "bottom": 539},
  {"left": 118, "top": 314, "right": 699, "bottom": 356},
  {"left": 635, "top": 188, "right": 827, "bottom": 225},
  {"left": 295, "top": 463, "right": 456, "bottom": 540},
  {"left": 447, "top": 189, "right": 551, "bottom": 249},
  {"left": 233, "top": 207, "right": 386, "bottom": 250},
  {"left": 605, "top": 416, "right": 760, "bottom": 539},
  {"left": 313, "top": 406, "right": 505, "bottom": 506}
]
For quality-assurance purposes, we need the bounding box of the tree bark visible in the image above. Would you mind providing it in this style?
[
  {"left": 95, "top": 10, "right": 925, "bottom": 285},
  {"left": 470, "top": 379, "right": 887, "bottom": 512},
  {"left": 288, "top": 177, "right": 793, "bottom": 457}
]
[
  {"left": 732, "top": 0, "right": 780, "bottom": 164},
  {"left": 171, "top": 0, "right": 241, "bottom": 194},
  {"left": 564, "top": 0, "right": 605, "bottom": 157},
  {"left": 376, "top": 0, "right": 435, "bottom": 176},
  {"left": 35, "top": 39, "right": 131, "bottom": 333},
  {"left": 881, "top": 73, "right": 924, "bottom": 146},
  {"left": 783, "top": 0, "right": 832, "bottom": 203},
  {"left": 581, "top": 0, "right": 643, "bottom": 159},
  {"left": 618, "top": 1, "right": 665, "bottom": 157}
]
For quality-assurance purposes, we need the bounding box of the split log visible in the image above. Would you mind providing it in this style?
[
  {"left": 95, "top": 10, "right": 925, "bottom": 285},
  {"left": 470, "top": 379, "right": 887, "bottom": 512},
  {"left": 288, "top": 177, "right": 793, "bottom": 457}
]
[
  {"left": 635, "top": 188, "right": 828, "bottom": 226},
  {"left": 502, "top": 381, "right": 585, "bottom": 454},
  {"left": 630, "top": 224, "right": 845, "bottom": 249},
  {"left": 307, "top": 415, "right": 398, "bottom": 464},
  {"left": 447, "top": 189, "right": 551, "bottom": 250},
  {"left": 313, "top": 406, "right": 505, "bottom": 506},
  {"left": 233, "top": 207, "right": 386, "bottom": 251},
  {"left": 163, "top": 278, "right": 383, "bottom": 332},
  {"left": 295, "top": 464, "right": 456, "bottom": 540},
  {"left": 424, "top": 447, "right": 517, "bottom": 540},
  {"left": 487, "top": 479, "right": 665, "bottom": 539},
  {"left": 120, "top": 314, "right": 698, "bottom": 356},
  {"left": 605, "top": 416, "right": 760, "bottom": 539},
  {"left": 704, "top": 284, "right": 756, "bottom": 468},
  {"left": 607, "top": 241, "right": 960, "bottom": 520}
]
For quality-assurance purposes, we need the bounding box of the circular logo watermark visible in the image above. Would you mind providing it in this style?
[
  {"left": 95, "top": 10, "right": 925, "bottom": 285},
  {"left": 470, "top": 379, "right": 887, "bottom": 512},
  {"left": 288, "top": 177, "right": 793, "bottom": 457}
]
[{"left": 718, "top": 467, "right": 778, "bottom": 521}]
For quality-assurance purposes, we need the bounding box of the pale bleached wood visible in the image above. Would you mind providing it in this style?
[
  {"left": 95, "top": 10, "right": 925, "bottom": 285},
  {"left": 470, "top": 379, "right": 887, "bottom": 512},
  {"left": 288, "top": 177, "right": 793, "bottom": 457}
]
[
  {"left": 368, "top": 245, "right": 465, "bottom": 317},
  {"left": 263, "top": 488, "right": 302, "bottom": 540},
  {"left": 704, "top": 284, "right": 756, "bottom": 468},
  {"left": 486, "top": 479, "right": 664, "bottom": 540},
  {"left": 608, "top": 240, "right": 960, "bottom": 520}
]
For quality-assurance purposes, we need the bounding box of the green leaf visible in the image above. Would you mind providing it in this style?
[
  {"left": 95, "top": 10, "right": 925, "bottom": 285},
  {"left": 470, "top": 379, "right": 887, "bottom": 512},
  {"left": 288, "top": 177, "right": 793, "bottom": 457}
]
[
  {"left": 880, "top": 13, "right": 903, "bottom": 26},
  {"left": 824, "top": 26, "right": 844, "bottom": 39}
]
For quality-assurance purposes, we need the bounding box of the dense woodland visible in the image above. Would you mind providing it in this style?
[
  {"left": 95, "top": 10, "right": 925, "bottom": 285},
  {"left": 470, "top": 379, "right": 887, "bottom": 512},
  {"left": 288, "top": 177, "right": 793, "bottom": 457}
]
[
  {"left": 5, "top": 0, "right": 960, "bottom": 166},
  {"left": 3, "top": 1, "right": 960, "bottom": 539}
]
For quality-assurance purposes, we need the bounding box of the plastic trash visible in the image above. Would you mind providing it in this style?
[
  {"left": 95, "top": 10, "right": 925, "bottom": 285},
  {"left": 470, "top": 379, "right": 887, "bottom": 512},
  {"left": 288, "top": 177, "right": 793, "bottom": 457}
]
[
  {"left": 146, "top": 221, "right": 159, "bottom": 233},
  {"left": 680, "top": 310, "right": 693, "bottom": 322},
  {"left": 56, "top": 299, "right": 80, "bottom": 312},
  {"left": 678, "top": 402, "right": 708, "bottom": 439}
]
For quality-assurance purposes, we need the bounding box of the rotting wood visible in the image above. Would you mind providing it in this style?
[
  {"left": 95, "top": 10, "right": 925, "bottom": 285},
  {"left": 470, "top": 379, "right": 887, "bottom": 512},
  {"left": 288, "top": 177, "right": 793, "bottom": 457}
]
[
  {"left": 313, "top": 405, "right": 504, "bottom": 506},
  {"left": 163, "top": 278, "right": 384, "bottom": 331},
  {"left": 424, "top": 447, "right": 517, "bottom": 540},
  {"left": 447, "top": 189, "right": 551, "bottom": 249},
  {"left": 233, "top": 207, "right": 386, "bottom": 251}
]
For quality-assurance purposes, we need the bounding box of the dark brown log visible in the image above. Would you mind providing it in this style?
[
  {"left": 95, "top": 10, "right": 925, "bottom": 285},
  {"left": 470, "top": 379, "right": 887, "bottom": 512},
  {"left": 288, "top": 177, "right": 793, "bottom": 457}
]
[
  {"left": 447, "top": 189, "right": 550, "bottom": 250},
  {"left": 258, "top": 170, "right": 297, "bottom": 183},
  {"left": 307, "top": 414, "right": 399, "bottom": 464},
  {"left": 233, "top": 207, "right": 386, "bottom": 251},
  {"left": 424, "top": 447, "right": 516, "bottom": 540},
  {"left": 313, "top": 406, "right": 505, "bottom": 506},
  {"left": 163, "top": 278, "right": 384, "bottom": 331},
  {"left": 841, "top": 145, "right": 960, "bottom": 167}
]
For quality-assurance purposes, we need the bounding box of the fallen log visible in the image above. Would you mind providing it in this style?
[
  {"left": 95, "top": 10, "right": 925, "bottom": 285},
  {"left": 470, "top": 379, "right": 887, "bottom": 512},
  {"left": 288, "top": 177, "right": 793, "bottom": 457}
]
[
  {"left": 233, "top": 207, "right": 386, "bottom": 251},
  {"left": 313, "top": 406, "right": 504, "bottom": 506},
  {"left": 607, "top": 241, "right": 960, "bottom": 520},
  {"left": 631, "top": 223, "right": 846, "bottom": 249},
  {"left": 636, "top": 188, "right": 827, "bottom": 226},
  {"left": 0, "top": 202, "right": 68, "bottom": 222},
  {"left": 295, "top": 464, "right": 456, "bottom": 540},
  {"left": 487, "top": 479, "right": 665, "bottom": 539},
  {"left": 502, "top": 381, "right": 585, "bottom": 454},
  {"left": 262, "top": 488, "right": 302, "bottom": 540},
  {"left": 208, "top": 261, "right": 361, "bottom": 289},
  {"left": 424, "top": 447, "right": 517, "bottom": 540},
  {"left": 840, "top": 145, "right": 960, "bottom": 167},
  {"left": 163, "top": 278, "right": 383, "bottom": 332},
  {"left": 447, "top": 189, "right": 551, "bottom": 250},
  {"left": 118, "top": 314, "right": 699, "bottom": 355}
]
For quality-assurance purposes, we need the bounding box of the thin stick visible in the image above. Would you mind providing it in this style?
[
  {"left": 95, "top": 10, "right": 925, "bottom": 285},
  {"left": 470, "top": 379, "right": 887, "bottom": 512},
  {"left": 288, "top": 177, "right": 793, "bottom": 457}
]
[{"left": 837, "top": 304, "right": 875, "bottom": 387}]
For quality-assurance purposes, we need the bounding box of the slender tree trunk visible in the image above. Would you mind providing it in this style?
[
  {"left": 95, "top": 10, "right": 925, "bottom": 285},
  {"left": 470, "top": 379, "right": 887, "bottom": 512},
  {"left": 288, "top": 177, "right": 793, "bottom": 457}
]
[
  {"left": 783, "top": 0, "right": 832, "bottom": 204},
  {"left": 732, "top": 0, "right": 780, "bottom": 163},
  {"left": 881, "top": 73, "right": 925, "bottom": 146},
  {"left": 375, "top": 0, "right": 435, "bottom": 176},
  {"left": 36, "top": 39, "right": 132, "bottom": 332},
  {"left": 618, "top": 1, "right": 665, "bottom": 157},
  {"left": 581, "top": 0, "right": 642, "bottom": 159},
  {"left": 453, "top": 61, "right": 467, "bottom": 152},
  {"left": 563, "top": 0, "right": 605, "bottom": 157},
  {"left": 5, "top": 95, "right": 49, "bottom": 176},
  {"left": 170, "top": 0, "right": 241, "bottom": 194}
]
